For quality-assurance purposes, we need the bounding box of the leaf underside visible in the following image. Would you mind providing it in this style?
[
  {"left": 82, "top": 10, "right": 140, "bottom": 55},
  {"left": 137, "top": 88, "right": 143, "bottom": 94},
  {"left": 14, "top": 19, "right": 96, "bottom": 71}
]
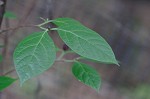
[
  {"left": 72, "top": 62, "right": 101, "bottom": 91},
  {"left": 52, "top": 18, "right": 118, "bottom": 65},
  {"left": 13, "top": 31, "right": 56, "bottom": 85}
]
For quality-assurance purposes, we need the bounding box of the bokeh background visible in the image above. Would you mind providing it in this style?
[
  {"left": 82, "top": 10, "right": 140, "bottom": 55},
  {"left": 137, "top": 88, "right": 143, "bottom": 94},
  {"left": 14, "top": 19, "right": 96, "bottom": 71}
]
[{"left": 0, "top": 0, "right": 150, "bottom": 99}]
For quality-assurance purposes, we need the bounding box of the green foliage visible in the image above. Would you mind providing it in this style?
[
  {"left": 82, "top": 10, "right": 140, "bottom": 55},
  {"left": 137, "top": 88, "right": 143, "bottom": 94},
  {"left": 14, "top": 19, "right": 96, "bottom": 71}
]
[
  {"left": 4, "top": 11, "right": 17, "bottom": 19},
  {"left": 13, "top": 31, "right": 56, "bottom": 85},
  {"left": 0, "top": 45, "right": 4, "bottom": 48},
  {"left": 0, "top": 55, "right": 2, "bottom": 62},
  {"left": 132, "top": 84, "right": 150, "bottom": 99},
  {"left": 0, "top": 45, "right": 3, "bottom": 62},
  {"left": 72, "top": 62, "right": 101, "bottom": 91},
  {"left": 51, "top": 18, "right": 118, "bottom": 65},
  {"left": 52, "top": 18, "right": 81, "bottom": 26},
  {"left": 0, "top": 76, "right": 16, "bottom": 91},
  {"left": 1, "top": 17, "right": 119, "bottom": 91}
]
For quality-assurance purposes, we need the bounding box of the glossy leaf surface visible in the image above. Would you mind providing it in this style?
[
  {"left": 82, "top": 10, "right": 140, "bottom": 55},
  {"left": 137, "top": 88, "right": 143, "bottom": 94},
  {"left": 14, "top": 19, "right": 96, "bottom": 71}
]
[
  {"left": 52, "top": 18, "right": 118, "bottom": 65},
  {"left": 0, "top": 76, "right": 16, "bottom": 91},
  {"left": 72, "top": 62, "right": 101, "bottom": 91}
]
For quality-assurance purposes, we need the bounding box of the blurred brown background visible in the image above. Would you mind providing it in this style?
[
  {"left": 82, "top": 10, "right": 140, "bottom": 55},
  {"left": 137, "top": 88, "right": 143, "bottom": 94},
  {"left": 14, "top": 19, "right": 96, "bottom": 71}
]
[{"left": 0, "top": 0, "right": 150, "bottom": 99}]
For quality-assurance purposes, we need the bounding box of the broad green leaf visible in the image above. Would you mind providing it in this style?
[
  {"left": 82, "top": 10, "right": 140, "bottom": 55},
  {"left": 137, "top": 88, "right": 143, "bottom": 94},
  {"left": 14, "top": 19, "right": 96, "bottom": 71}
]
[
  {"left": 0, "top": 55, "right": 2, "bottom": 62},
  {"left": 4, "top": 11, "right": 17, "bottom": 19},
  {"left": 0, "top": 76, "right": 16, "bottom": 91},
  {"left": 52, "top": 18, "right": 118, "bottom": 65},
  {"left": 52, "top": 18, "right": 81, "bottom": 26},
  {"left": 13, "top": 31, "right": 56, "bottom": 85},
  {"left": 72, "top": 62, "right": 101, "bottom": 91},
  {"left": 77, "top": 56, "right": 120, "bottom": 65}
]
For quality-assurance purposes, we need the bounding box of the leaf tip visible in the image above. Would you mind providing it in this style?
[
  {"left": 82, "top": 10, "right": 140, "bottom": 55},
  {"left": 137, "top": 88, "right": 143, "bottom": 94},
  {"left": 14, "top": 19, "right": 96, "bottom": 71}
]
[
  {"left": 19, "top": 77, "right": 28, "bottom": 87},
  {"left": 93, "top": 86, "right": 100, "bottom": 93},
  {"left": 20, "top": 80, "right": 25, "bottom": 87},
  {"left": 115, "top": 60, "right": 120, "bottom": 66}
]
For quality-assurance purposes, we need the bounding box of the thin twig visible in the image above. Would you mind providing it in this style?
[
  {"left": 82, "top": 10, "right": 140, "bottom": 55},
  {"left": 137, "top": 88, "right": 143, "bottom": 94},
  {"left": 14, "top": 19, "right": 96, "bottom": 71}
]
[
  {"left": 56, "top": 59, "right": 74, "bottom": 63},
  {"left": 36, "top": 20, "right": 52, "bottom": 27},
  {"left": 56, "top": 57, "right": 82, "bottom": 63},
  {"left": 3, "top": 69, "right": 16, "bottom": 76},
  {"left": 57, "top": 51, "right": 65, "bottom": 60},
  {"left": 64, "top": 50, "right": 75, "bottom": 54},
  {"left": 0, "top": 25, "right": 37, "bottom": 34}
]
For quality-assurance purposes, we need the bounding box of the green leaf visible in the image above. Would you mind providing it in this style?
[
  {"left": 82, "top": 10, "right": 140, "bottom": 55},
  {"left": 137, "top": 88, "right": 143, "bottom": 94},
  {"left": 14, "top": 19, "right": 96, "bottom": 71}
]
[
  {"left": 0, "top": 55, "right": 2, "bottom": 62},
  {"left": 0, "top": 45, "right": 4, "bottom": 48},
  {"left": 52, "top": 18, "right": 118, "bottom": 65},
  {"left": 72, "top": 62, "right": 101, "bottom": 91},
  {"left": 4, "top": 11, "right": 17, "bottom": 19},
  {"left": 52, "top": 18, "right": 81, "bottom": 26},
  {"left": 0, "top": 76, "right": 16, "bottom": 91},
  {"left": 13, "top": 31, "right": 56, "bottom": 85}
]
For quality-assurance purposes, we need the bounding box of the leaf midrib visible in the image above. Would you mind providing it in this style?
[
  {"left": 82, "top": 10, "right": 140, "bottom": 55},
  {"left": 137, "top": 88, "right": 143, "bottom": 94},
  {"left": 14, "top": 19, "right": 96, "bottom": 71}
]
[
  {"left": 77, "top": 62, "right": 98, "bottom": 89},
  {"left": 18, "top": 31, "right": 47, "bottom": 76}
]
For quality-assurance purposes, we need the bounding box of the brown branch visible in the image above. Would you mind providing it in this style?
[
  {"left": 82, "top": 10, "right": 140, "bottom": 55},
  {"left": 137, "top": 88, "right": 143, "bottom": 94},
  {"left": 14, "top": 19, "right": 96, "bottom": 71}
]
[
  {"left": 0, "top": 0, "right": 6, "bottom": 75},
  {"left": 0, "top": 2, "right": 6, "bottom": 97},
  {"left": 0, "top": 0, "right": 7, "bottom": 28},
  {"left": 1, "top": 18, "right": 9, "bottom": 75},
  {"left": 3, "top": 68, "right": 16, "bottom": 76},
  {"left": 0, "top": 24, "right": 37, "bottom": 34}
]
